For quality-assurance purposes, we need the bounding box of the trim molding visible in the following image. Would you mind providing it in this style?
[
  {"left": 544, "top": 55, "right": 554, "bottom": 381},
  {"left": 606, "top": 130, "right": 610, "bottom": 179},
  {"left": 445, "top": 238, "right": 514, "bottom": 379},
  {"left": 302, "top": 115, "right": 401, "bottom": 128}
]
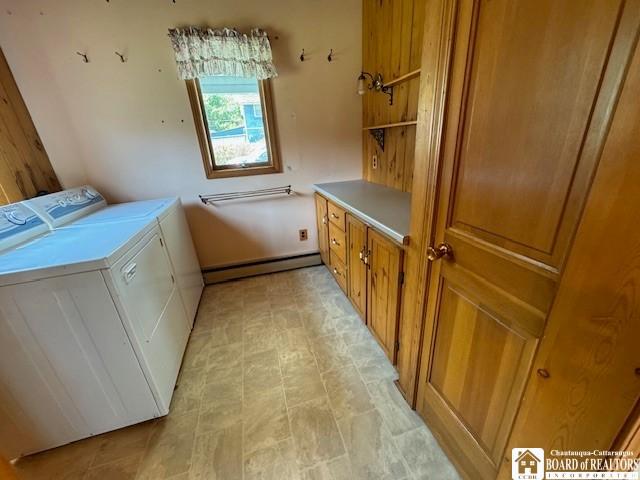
[{"left": 202, "top": 253, "right": 322, "bottom": 284}]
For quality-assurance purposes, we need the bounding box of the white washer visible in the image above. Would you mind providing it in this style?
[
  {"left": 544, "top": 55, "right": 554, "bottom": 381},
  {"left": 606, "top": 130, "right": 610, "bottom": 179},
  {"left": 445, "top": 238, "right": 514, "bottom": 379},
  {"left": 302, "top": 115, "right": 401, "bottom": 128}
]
[{"left": 0, "top": 188, "right": 201, "bottom": 459}]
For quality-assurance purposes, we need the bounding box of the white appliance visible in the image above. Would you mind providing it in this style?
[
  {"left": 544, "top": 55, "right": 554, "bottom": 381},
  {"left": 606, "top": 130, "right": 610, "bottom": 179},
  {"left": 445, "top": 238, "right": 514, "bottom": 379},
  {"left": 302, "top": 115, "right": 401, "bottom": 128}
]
[{"left": 0, "top": 187, "right": 203, "bottom": 459}]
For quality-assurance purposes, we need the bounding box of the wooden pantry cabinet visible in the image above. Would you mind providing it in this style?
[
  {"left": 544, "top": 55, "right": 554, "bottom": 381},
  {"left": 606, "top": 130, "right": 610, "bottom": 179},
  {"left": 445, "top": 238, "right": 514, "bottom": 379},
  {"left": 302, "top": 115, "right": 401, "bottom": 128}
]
[{"left": 315, "top": 193, "right": 404, "bottom": 363}]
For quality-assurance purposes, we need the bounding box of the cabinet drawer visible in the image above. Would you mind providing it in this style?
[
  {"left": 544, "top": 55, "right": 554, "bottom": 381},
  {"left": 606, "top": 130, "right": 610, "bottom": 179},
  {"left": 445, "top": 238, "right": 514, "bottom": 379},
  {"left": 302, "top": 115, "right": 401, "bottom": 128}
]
[
  {"left": 330, "top": 255, "right": 347, "bottom": 293},
  {"left": 327, "top": 201, "right": 346, "bottom": 231},
  {"left": 329, "top": 222, "right": 347, "bottom": 263}
]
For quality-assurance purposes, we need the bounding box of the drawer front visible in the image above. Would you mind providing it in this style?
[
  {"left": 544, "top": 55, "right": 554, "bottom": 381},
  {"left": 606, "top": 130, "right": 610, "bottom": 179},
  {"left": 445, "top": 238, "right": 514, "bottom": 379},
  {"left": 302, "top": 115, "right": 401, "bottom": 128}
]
[
  {"left": 327, "top": 201, "right": 346, "bottom": 231},
  {"left": 329, "top": 222, "right": 347, "bottom": 263},
  {"left": 330, "top": 255, "right": 348, "bottom": 293}
]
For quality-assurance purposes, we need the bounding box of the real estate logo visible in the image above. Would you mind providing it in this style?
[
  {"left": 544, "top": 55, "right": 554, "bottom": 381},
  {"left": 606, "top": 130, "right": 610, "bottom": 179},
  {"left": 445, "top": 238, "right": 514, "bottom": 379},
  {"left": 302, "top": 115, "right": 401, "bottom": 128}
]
[{"left": 512, "top": 448, "right": 545, "bottom": 480}]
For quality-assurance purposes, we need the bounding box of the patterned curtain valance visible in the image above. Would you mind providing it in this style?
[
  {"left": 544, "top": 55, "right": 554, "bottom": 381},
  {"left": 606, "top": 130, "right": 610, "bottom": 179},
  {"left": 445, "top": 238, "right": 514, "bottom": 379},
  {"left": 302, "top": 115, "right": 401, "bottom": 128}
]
[{"left": 168, "top": 27, "right": 277, "bottom": 80}]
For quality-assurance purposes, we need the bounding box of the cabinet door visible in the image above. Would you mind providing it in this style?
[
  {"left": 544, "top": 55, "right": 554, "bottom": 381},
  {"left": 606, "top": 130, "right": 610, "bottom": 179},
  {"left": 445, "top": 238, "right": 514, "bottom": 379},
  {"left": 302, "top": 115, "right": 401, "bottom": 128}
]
[
  {"left": 415, "top": 0, "right": 634, "bottom": 478},
  {"left": 346, "top": 214, "right": 367, "bottom": 320},
  {"left": 366, "top": 229, "right": 403, "bottom": 362},
  {"left": 314, "top": 194, "right": 330, "bottom": 265}
]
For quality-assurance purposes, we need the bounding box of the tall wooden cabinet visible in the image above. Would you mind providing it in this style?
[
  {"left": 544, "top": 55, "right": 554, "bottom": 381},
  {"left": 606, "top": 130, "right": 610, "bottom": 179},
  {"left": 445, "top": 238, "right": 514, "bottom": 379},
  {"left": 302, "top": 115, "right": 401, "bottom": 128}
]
[
  {"left": 346, "top": 214, "right": 367, "bottom": 318},
  {"left": 403, "top": 0, "right": 640, "bottom": 479}
]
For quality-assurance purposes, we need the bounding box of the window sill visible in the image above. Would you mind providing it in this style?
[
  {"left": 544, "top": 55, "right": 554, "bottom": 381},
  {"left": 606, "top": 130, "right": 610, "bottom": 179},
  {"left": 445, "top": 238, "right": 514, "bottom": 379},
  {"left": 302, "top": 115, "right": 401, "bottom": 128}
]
[{"left": 206, "top": 164, "right": 282, "bottom": 179}]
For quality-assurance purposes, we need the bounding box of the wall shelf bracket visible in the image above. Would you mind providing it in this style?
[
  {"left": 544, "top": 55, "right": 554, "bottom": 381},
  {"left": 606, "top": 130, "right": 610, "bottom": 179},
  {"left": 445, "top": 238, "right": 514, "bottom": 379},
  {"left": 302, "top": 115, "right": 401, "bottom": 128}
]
[{"left": 369, "top": 128, "right": 385, "bottom": 151}]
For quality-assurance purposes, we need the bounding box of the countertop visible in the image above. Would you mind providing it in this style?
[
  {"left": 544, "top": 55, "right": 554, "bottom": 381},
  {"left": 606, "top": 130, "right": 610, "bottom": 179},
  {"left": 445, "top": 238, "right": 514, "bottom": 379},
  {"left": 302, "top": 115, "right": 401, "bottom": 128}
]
[{"left": 313, "top": 180, "right": 411, "bottom": 245}]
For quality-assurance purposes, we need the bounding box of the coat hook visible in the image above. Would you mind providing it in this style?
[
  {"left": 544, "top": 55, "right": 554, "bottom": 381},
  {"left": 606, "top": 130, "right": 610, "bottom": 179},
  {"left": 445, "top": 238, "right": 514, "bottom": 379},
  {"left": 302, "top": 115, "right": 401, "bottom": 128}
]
[
  {"left": 115, "top": 51, "right": 126, "bottom": 63},
  {"left": 76, "top": 52, "right": 89, "bottom": 63},
  {"left": 299, "top": 49, "right": 305, "bottom": 62},
  {"left": 327, "top": 49, "right": 333, "bottom": 62}
]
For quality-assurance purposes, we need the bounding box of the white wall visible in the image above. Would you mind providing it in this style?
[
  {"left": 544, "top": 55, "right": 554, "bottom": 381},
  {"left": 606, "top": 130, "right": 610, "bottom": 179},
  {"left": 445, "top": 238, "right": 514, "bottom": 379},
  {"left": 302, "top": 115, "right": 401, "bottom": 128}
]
[{"left": 0, "top": 0, "right": 362, "bottom": 268}]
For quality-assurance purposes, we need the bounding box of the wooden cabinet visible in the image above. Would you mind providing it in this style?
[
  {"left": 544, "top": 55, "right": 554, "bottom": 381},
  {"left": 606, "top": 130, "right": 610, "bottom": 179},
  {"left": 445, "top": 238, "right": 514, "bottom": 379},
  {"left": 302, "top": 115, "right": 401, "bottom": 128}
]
[
  {"left": 346, "top": 214, "right": 367, "bottom": 319},
  {"left": 314, "top": 194, "right": 330, "bottom": 266},
  {"left": 407, "top": 0, "right": 640, "bottom": 479},
  {"left": 366, "top": 229, "right": 403, "bottom": 363},
  {"left": 314, "top": 196, "right": 405, "bottom": 363}
]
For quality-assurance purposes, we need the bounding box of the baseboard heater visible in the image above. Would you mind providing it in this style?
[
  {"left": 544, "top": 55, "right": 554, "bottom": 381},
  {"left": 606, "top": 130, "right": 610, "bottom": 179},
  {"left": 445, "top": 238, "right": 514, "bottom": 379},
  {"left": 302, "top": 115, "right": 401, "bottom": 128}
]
[{"left": 202, "top": 253, "right": 322, "bottom": 284}]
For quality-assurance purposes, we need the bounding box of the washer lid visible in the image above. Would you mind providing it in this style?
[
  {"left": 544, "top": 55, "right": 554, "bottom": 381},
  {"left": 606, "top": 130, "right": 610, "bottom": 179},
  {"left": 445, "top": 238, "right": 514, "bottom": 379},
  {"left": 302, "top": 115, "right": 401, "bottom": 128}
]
[
  {"left": 24, "top": 186, "right": 107, "bottom": 228},
  {"left": 0, "top": 202, "right": 49, "bottom": 252},
  {"left": 66, "top": 197, "right": 179, "bottom": 226},
  {"left": 0, "top": 219, "right": 154, "bottom": 286}
]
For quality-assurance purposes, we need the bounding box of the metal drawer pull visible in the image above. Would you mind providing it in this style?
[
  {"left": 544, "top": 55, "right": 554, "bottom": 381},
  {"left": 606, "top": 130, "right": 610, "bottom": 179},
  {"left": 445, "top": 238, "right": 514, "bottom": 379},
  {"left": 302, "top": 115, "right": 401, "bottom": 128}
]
[
  {"left": 333, "top": 268, "right": 341, "bottom": 277},
  {"left": 331, "top": 213, "right": 340, "bottom": 219},
  {"left": 322, "top": 215, "right": 327, "bottom": 225},
  {"left": 331, "top": 238, "right": 340, "bottom": 246}
]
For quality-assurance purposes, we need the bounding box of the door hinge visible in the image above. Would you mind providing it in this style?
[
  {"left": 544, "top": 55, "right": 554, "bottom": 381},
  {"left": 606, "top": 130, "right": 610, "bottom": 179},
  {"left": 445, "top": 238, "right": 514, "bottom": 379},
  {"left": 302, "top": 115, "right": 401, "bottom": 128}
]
[
  {"left": 395, "top": 340, "right": 400, "bottom": 351},
  {"left": 399, "top": 271, "right": 405, "bottom": 285}
]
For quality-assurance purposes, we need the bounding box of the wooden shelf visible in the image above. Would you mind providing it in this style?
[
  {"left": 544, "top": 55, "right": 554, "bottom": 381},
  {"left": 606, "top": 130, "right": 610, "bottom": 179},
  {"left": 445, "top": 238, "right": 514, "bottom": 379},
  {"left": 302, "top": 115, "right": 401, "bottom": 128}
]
[
  {"left": 383, "top": 69, "right": 421, "bottom": 88},
  {"left": 363, "top": 120, "right": 418, "bottom": 131}
]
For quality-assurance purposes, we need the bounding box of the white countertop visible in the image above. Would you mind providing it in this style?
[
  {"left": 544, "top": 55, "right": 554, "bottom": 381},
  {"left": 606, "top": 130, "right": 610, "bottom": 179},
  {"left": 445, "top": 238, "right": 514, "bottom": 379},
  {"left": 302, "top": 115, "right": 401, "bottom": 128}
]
[{"left": 313, "top": 180, "right": 411, "bottom": 245}]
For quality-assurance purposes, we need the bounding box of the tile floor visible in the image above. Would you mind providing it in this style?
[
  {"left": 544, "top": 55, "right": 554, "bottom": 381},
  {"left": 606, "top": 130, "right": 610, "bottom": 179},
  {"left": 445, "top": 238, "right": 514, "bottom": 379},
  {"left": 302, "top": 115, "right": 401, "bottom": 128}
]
[{"left": 12, "top": 266, "right": 460, "bottom": 480}]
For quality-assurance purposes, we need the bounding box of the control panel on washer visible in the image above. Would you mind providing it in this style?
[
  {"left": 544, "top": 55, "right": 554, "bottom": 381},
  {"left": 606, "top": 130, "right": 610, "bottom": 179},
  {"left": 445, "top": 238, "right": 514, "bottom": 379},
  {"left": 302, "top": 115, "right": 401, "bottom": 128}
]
[
  {"left": 24, "top": 186, "right": 106, "bottom": 228},
  {"left": 0, "top": 203, "right": 49, "bottom": 252}
]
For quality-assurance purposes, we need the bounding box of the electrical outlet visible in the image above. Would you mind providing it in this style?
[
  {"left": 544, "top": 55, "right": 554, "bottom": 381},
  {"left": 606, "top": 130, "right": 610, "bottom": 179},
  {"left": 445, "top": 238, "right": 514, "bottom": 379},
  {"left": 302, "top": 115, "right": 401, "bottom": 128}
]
[
  {"left": 299, "top": 229, "right": 308, "bottom": 241},
  {"left": 372, "top": 154, "right": 378, "bottom": 169}
]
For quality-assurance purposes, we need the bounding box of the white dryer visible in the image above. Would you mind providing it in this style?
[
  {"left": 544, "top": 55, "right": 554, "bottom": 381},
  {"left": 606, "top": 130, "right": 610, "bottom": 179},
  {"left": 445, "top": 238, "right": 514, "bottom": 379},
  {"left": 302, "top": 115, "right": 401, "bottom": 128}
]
[{"left": 0, "top": 188, "right": 202, "bottom": 459}]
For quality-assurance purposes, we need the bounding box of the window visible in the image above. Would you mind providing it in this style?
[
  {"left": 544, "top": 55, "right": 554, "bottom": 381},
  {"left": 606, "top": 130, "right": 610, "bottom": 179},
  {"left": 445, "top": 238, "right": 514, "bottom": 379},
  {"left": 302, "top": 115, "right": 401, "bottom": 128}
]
[{"left": 186, "top": 75, "right": 281, "bottom": 179}]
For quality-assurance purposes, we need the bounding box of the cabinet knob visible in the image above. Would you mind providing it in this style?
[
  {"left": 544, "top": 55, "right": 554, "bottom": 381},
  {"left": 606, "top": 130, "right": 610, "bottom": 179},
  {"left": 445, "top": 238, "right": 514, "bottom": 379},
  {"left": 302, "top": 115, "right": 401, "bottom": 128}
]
[
  {"left": 333, "top": 268, "right": 341, "bottom": 277},
  {"left": 427, "top": 243, "right": 453, "bottom": 262},
  {"left": 537, "top": 368, "right": 550, "bottom": 379},
  {"left": 322, "top": 215, "right": 327, "bottom": 225}
]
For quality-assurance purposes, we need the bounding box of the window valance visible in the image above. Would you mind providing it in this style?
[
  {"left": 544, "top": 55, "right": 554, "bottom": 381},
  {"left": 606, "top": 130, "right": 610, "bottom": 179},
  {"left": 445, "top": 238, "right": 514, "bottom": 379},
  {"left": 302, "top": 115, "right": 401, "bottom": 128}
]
[{"left": 168, "top": 27, "right": 277, "bottom": 80}]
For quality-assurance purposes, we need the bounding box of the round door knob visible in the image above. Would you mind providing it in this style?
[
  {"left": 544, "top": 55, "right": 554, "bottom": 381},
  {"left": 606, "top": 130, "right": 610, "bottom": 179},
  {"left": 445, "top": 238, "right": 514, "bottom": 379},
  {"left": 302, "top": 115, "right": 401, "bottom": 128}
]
[
  {"left": 537, "top": 368, "right": 550, "bottom": 379},
  {"left": 427, "top": 243, "right": 453, "bottom": 261}
]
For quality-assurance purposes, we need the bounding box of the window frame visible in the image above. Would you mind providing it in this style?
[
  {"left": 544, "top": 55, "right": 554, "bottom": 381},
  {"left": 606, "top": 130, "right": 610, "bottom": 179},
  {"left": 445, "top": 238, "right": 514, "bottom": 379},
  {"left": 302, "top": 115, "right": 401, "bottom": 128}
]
[{"left": 185, "top": 77, "right": 281, "bottom": 179}]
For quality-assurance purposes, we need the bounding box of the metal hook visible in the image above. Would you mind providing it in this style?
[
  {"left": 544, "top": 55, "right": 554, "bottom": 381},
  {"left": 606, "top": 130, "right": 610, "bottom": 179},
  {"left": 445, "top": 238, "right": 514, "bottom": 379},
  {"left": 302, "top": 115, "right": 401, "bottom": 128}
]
[
  {"left": 327, "top": 49, "right": 333, "bottom": 62},
  {"left": 76, "top": 52, "right": 89, "bottom": 63},
  {"left": 299, "top": 49, "right": 305, "bottom": 62},
  {"left": 115, "top": 51, "right": 126, "bottom": 63}
]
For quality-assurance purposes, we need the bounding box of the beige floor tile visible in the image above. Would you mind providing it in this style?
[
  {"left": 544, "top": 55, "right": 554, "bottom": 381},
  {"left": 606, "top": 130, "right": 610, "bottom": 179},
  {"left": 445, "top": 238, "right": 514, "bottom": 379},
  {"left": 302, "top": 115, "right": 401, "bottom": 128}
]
[
  {"left": 283, "top": 368, "right": 326, "bottom": 408},
  {"left": 244, "top": 323, "right": 281, "bottom": 355},
  {"left": 349, "top": 340, "right": 398, "bottom": 383},
  {"left": 322, "top": 366, "right": 374, "bottom": 420},
  {"left": 244, "top": 438, "right": 301, "bottom": 480},
  {"left": 204, "top": 361, "right": 242, "bottom": 385},
  {"left": 90, "top": 421, "right": 155, "bottom": 467},
  {"left": 272, "top": 307, "right": 303, "bottom": 330},
  {"left": 301, "top": 308, "right": 337, "bottom": 338},
  {"left": 181, "top": 334, "right": 215, "bottom": 370},
  {"left": 367, "top": 380, "right": 422, "bottom": 436},
  {"left": 395, "top": 427, "right": 461, "bottom": 479},
  {"left": 312, "top": 334, "right": 353, "bottom": 374},
  {"left": 301, "top": 456, "right": 353, "bottom": 480},
  {"left": 279, "top": 348, "right": 317, "bottom": 378},
  {"left": 332, "top": 313, "right": 365, "bottom": 334},
  {"left": 198, "top": 375, "right": 243, "bottom": 435},
  {"left": 13, "top": 437, "right": 100, "bottom": 480},
  {"left": 337, "top": 409, "right": 407, "bottom": 480},
  {"left": 207, "top": 342, "right": 243, "bottom": 373},
  {"left": 289, "top": 397, "right": 345, "bottom": 469},
  {"left": 278, "top": 327, "right": 313, "bottom": 358},
  {"left": 84, "top": 453, "right": 142, "bottom": 480},
  {"left": 170, "top": 367, "right": 205, "bottom": 416},
  {"left": 244, "top": 348, "right": 282, "bottom": 397},
  {"left": 190, "top": 422, "right": 243, "bottom": 480},
  {"left": 340, "top": 325, "right": 372, "bottom": 346},
  {"left": 208, "top": 323, "right": 243, "bottom": 347},
  {"left": 136, "top": 412, "right": 198, "bottom": 480},
  {"left": 244, "top": 386, "right": 291, "bottom": 454}
]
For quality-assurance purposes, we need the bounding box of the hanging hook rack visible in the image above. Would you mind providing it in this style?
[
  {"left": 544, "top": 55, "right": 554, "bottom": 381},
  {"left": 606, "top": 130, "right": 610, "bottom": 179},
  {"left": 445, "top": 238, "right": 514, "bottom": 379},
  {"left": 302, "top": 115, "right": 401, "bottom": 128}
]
[
  {"left": 115, "top": 51, "right": 127, "bottom": 62},
  {"left": 76, "top": 52, "right": 89, "bottom": 63},
  {"left": 299, "top": 49, "right": 305, "bottom": 62},
  {"left": 327, "top": 49, "right": 334, "bottom": 62},
  {"left": 200, "top": 185, "right": 293, "bottom": 205}
]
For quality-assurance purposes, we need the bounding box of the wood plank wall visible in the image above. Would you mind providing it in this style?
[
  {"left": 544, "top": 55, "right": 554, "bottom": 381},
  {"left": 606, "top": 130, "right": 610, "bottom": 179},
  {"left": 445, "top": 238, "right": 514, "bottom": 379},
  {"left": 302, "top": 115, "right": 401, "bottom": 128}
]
[
  {"left": 0, "top": 48, "right": 60, "bottom": 205},
  {"left": 362, "top": 0, "right": 426, "bottom": 192}
]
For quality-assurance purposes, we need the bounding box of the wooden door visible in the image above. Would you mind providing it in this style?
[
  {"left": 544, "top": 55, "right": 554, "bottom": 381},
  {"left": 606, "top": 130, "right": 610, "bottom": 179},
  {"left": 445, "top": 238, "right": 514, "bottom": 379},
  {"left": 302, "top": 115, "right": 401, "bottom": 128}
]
[
  {"left": 346, "top": 214, "right": 367, "bottom": 320},
  {"left": 499, "top": 32, "right": 640, "bottom": 479},
  {"left": 415, "top": 0, "right": 637, "bottom": 478},
  {"left": 367, "top": 229, "right": 403, "bottom": 363},
  {"left": 314, "top": 194, "right": 330, "bottom": 266}
]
